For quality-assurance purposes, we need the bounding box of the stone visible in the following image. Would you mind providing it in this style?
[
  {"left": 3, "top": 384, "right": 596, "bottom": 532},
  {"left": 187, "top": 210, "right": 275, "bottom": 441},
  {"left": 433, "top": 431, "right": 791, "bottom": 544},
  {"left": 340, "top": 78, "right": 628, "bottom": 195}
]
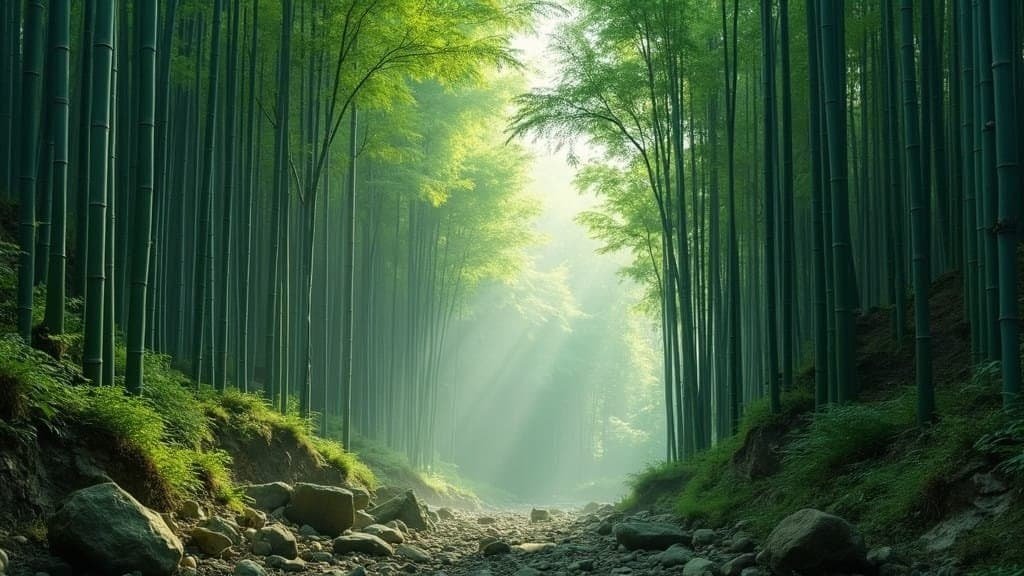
[
  {"left": 879, "top": 564, "right": 912, "bottom": 576},
  {"left": 347, "top": 568, "right": 367, "bottom": 576},
  {"left": 437, "top": 508, "right": 455, "bottom": 521},
  {"left": 739, "top": 568, "right": 764, "bottom": 576},
  {"left": 728, "top": 537, "right": 756, "bottom": 554},
  {"left": 353, "top": 510, "right": 376, "bottom": 530},
  {"left": 571, "top": 559, "right": 594, "bottom": 571},
  {"left": 597, "top": 520, "right": 613, "bottom": 535},
  {"left": 239, "top": 507, "right": 267, "bottom": 530},
  {"left": 343, "top": 485, "right": 372, "bottom": 510},
  {"left": 482, "top": 540, "right": 511, "bottom": 556},
  {"left": 387, "top": 519, "right": 410, "bottom": 534},
  {"left": 396, "top": 544, "right": 431, "bottom": 563},
  {"left": 200, "top": 517, "right": 243, "bottom": 546},
  {"left": 191, "top": 527, "right": 233, "bottom": 556},
  {"left": 692, "top": 529, "right": 717, "bottom": 547},
  {"left": 302, "top": 551, "right": 334, "bottom": 563},
  {"left": 180, "top": 557, "right": 198, "bottom": 570},
  {"left": 683, "top": 558, "right": 720, "bottom": 576},
  {"left": 332, "top": 533, "right": 394, "bottom": 557},
  {"left": 613, "top": 521, "right": 690, "bottom": 551},
  {"left": 514, "top": 568, "right": 543, "bottom": 576},
  {"left": 762, "top": 509, "right": 868, "bottom": 576},
  {"left": 233, "top": 559, "right": 266, "bottom": 576},
  {"left": 367, "top": 491, "right": 432, "bottom": 531},
  {"left": 266, "top": 555, "right": 306, "bottom": 572},
  {"left": 0, "top": 548, "right": 8, "bottom": 573},
  {"left": 252, "top": 525, "right": 298, "bottom": 559},
  {"left": 582, "top": 502, "right": 601, "bottom": 514},
  {"left": 297, "top": 525, "right": 320, "bottom": 538},
  {"left": 655, "top": 544, "right": 694, "bottom": 567},
  {"left": 362, "top": 524, "right": 404, "bottom": 544},
  {"left": 530, "top": 509, "right": 552, "bottom": 522},
  {"left": 47, "top": 482, "right": 184, "bottom": 576},
  {"left": 179, "top": 501, "right": 206, "bottom": 521},
  {"left": 285, "top": 483, "right": 355, "bottom": 538},
  {"left": 243, "top": 482, "right": 293, "bottom": 511},
  {"left": 722, "top": 553, "right": 757, "bottom": 576},
  {"left": 477, "top": 517, "right": 496, "bottom": 525}
]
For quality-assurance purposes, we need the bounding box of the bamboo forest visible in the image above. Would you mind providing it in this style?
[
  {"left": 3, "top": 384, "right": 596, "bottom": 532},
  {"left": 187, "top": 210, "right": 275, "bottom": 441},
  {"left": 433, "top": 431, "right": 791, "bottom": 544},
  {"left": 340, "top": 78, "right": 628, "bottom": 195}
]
[{"left": 1, "top": 0, "right": 1024, "bottom": 574}]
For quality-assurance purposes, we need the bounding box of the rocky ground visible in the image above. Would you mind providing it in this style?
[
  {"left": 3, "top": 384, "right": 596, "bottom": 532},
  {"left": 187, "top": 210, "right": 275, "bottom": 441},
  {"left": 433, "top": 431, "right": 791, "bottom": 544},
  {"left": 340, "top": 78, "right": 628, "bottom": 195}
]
[{"left": 0, "top": 479, "right": 936, "bottom": 576}]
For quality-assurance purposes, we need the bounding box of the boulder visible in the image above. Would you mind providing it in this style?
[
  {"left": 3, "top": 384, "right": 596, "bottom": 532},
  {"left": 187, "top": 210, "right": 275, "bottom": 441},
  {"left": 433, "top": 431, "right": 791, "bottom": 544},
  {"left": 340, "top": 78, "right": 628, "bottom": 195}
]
[
  {"left": 361, "top": 524, "right": 404, "bottom": 544},
  {"left": 530, "top": 508, "right": 552, "bottom": 522},
  {"left": 284, "top": 483, "right": 355, "bottom": 537},
  {"left": 582, "top": 502, "right": 601, "bottom": 514},
  {"left": 244, "top": 483, "right": 293, "bottom": 511},
  {"left": 343, "top": 484, "right": 371, "bottom": 510},
  {"left": 200, "top": 517, "right": 243, "bottom": 546},
  {"left": 437, "top": 508, "right": 455, "bottom": 521},
  {"left": 396, "top": 544, "right": 431, "bottom": 563},
  {"left": 47, "top": 483, "right": 183, "bottom": 576},
  {"left": 191, "top": 527, "right": 233, "bottom": 556},
  {"left": 233, "top": 559, "right": 266, "bottom": 576},
  {"left": 239, "top": 507, "right": 267, "bottom": 530},
  {"left": 252, "top": 525, "right": 298, "bottom": 559},
  {"left": 266, "top": 555, "right": 306, "bottom": 572},
  {"left": 683, "top": 558, "right": 720, "bottom": 576},
  {"left": 367, "top": 491, "right": 432, "bottom": 531},
  {"left": 692, "top": 529, "right": 717, "bottom": 547},
  {"left": 179, "top": 501, "right": 206, "bottom": 520},
  {"left": 762, "top": 509, "right": 868, "bottom": 576},
  {"left": 477, "top": 516, "right": 496, "bottom": 525},
  {"left": 728, "top": 537, "right": 756, "bottom": 554},
  {"left": 655, "top": 544, "right": 694, "bottom": 567},
  {"left": 387, "top": 519, "right": 410, "bottom": 533},
  {"left": 332, "top": 533, "right": 394, "bottom": 557},
  {"left": 613, "top": 521, "right": 690, "bottom": 551},
  {"left": 353, "top": 510, "right": 375, "bottom": 530}
]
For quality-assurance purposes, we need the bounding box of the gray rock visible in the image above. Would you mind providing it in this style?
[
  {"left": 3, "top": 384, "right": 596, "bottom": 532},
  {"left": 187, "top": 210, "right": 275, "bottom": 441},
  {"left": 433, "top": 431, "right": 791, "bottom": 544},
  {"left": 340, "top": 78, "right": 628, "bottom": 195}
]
[
  {"left": 0, "top": 548, "right": 8, "bottom": 573},
  {"left": 47, "top": 482, "right": 184, "bottom": 576},
  {"left": 300, "top": 524, "right": 322, "bottom": 537},
  {"left": 655, "top": 544, "right": 694, "bottom": 567},
  {"left": 482, "top": 541, "right": 511, "bottom": 556},
  {"left": 191, "top": 527, "right": 233, "bottom": 556},
  {"left": 513, "top": 542, "right": 556, "bottom": 553},
  {"left": 739, "top": 568, "right": 764, "bottom": 576},
  {"left": 252, "top": 525, "right": 297, "bottom": 559},
  {"left": 266, "top": 555, "right": 306, "bottom": 572},
  {"left": 683, "top": 558, "right": 720, "bottom": 576},
  {"left": 762, "top": 509, "right": 867, "bottom": 576},
  {"left": 367, "top": 491, "right": 432, "bottom": 531},
  {"left": 239, "top": 507, "right": 266, "bottom": 530},
  {"left": 353, "top": 510, "right": 376, "bottom": 530},
  {"left": 530, "top": 508, "right": 552, "bottom": 522},
  {"left": 880, "top": 564, "right": 912, "bottom": 576},
  {"left": 692, "top": 529, "right": 717, "bottom": 547},
  {"left": 332, "top": 533, "right": 394, "bottom": 557},
  {"left": 233, "top": 559, "right": 266, "bottom": 576},
  {"left": 387, "top": 519, "right": 410, "bottom": 534},
  {"left": 200, "top": 517, "right": 243, "bottom": 546},
  {"left": 722, "top": 553, "right": 757, "bottom": 576},
  {"left": 343, "top": 485, "right": 372, "bottom": 510},
  {"left": 179, "top": 501, "right": 206, "bottom": 520},
  {"left": 285, "top": 483, "right": 355, "bottom": 537},
  {"left": 437, "top": 508, "right": 455, "bottom": 521},
  {"left": 243, "top": 483, "right": 293, "bottom": 511},
  {"left": 613, "top": 521, "right": 690, "bottom": 551},
  {"left": 513, "top": 568, "right": 542, "bottom": 576},
  {"left": 597, "top": 520, "right": 613, "bottom": 535},
  {"left": 347, "top": 567, "right": 367, "bottom": 576},
  {"left": 362, "top": 524, "right": 404, "bottom": 544},
  {"left": 477, "top": 517, "right": 496, "bottom": 525},
  {"left": 728, "top": 537, "right": 756, "bottom": 554},
  {"left": 395, "top": 544, "right": 431, "bottom": 563},
  {"left": 303, "top": 551, "right": 334, "bottom": 563}
]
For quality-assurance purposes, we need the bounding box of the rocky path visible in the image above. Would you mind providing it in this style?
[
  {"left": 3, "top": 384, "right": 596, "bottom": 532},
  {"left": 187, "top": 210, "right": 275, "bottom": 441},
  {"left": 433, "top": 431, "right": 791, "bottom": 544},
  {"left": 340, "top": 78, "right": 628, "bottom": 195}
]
[{"left": 3, "top": 481, "right": 923, "bottom": 576}]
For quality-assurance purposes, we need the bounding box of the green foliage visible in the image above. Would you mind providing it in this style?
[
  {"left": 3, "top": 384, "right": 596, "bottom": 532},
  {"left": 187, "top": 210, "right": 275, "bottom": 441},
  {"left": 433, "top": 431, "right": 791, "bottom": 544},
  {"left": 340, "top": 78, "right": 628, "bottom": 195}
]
[{"left": 626, "top": 367, "right": 1019, "bottom": 566}]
